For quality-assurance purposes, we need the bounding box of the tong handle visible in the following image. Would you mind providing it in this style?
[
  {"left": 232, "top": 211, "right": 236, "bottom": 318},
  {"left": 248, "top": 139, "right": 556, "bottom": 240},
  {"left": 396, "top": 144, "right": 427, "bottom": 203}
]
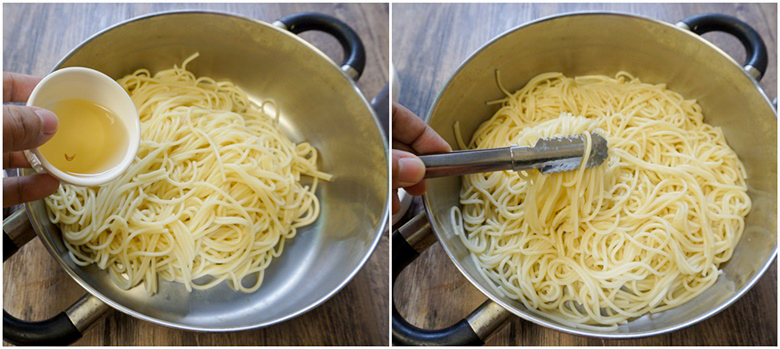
[{"left": 419, "top": 148, "right": 514, "bottom": 178}]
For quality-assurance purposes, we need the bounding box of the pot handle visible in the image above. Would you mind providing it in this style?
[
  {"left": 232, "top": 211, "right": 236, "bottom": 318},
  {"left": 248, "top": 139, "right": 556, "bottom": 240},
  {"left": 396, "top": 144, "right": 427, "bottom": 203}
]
[
  {"left": 273, "top": 12, "right": 366, "bottom": 81},
  {"left": 4, "top": 209, "right": 37, "bottom": 261},
  {"left": 677, "top": 13, "right": 769, "bottom": 81},
  {"left": 3, "top": 208, "right": 111, "bottom": 345},
  {"left": 392, "top": 212, "right": 512, "bottom": 346}
]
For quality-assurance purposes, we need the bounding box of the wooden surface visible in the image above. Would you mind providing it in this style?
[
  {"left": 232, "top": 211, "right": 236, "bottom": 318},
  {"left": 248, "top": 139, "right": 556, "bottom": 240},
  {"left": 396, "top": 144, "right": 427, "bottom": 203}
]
[
  {"left": 3, "top": 3, "right": 388, "bottom": 346},
  {"left": 393, "top": 3, "right": 777, "bottom": 346}
]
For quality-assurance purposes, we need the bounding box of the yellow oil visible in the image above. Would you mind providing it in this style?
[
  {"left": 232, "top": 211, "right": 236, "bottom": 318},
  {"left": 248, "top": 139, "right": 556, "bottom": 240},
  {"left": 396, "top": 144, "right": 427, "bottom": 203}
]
[{"left": 39, "top": 99, "right": 128, "bottom": 175}]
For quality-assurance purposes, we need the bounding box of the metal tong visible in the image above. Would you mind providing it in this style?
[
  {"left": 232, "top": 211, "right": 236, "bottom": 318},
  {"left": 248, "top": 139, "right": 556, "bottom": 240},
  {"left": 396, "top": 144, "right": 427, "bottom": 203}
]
[{"left": 419, "top": 133, "right": 609, "bottom": 178}]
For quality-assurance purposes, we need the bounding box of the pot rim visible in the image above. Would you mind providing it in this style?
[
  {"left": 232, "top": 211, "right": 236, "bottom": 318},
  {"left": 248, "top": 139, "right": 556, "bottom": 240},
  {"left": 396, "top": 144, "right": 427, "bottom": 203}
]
[
  {"left": 422, "top": 11, "right": 776, "bottom": 339},
  {"left": 28, "top": 9, "right": 389, "bottom": 332}
]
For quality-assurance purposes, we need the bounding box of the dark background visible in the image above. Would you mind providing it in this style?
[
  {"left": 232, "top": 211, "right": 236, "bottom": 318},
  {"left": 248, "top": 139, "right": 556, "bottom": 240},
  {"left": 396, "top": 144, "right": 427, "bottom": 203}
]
[
  {"left": 3, "top": 3, "right": 389, "bottom": 346},
  {"left": 393, "top": 3, "right": 777, "bottom": 346}
]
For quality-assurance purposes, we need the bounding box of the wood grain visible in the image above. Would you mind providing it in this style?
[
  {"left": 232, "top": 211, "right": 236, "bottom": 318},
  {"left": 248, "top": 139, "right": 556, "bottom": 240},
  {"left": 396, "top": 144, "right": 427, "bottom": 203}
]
[
  {"left": 3, "top": 3, "right": 388, "bottom": 346},
  {"left": 393, "top": 3, "right": 777, "bottom": 346}
]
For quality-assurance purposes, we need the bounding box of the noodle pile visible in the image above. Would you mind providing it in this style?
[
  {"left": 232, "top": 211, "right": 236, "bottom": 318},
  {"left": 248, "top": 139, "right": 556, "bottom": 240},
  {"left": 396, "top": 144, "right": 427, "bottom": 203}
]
[
  {"left": 46, "top": 54, "right": 331, "bottom": 295},
  {"left": 453, "top": 72, "right": 750, "bottom": 328}
]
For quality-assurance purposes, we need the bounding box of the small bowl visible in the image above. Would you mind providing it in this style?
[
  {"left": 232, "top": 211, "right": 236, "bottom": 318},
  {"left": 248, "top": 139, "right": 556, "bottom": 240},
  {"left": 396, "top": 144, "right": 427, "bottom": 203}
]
[{"left": 24, "top": 67, "right": 140, "bottom": 186}]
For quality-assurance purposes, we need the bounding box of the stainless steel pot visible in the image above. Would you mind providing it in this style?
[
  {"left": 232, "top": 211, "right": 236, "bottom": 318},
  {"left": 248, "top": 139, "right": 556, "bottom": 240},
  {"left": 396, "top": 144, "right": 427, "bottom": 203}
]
[
  {"left": 3, "top": 11, "right": 389, "bottom": 345},
  {"left": 392, "top": 12, "right": 776, "bottom": 345}
]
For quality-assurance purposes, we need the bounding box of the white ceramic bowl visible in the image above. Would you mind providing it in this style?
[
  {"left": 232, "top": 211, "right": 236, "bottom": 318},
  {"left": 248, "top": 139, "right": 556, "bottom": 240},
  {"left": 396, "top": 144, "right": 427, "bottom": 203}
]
[{"left": 24, "top": 67, "right": 140, "bottom": 186}]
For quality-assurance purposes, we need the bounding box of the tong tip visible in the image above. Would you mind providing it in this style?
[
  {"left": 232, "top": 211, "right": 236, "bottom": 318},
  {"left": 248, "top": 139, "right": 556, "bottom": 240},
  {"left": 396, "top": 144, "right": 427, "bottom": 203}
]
[
  {"left": 536, "top": 132, "right": 609, "bottom": 174},
  {"left": 587, "top": 133, "right": 609, "bottom": 168}
]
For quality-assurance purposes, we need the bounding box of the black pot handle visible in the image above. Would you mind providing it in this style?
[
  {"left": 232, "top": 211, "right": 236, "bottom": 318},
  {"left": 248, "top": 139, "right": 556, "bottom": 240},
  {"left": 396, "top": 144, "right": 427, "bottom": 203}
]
[
  {"left": 678, "top": 13, "right": 769, "bottom": 81},
  {"left": 392, "top": 212, "right": 511, "bottom": 346},
  {"left": 3, "top": 311, "right": 82, "bottom": 346},
  {"left": 3, "top": 208, "right": 110, "bottom": 345},
  {"left": 274, "top": 12, "right": 366, "bottom": 81}
]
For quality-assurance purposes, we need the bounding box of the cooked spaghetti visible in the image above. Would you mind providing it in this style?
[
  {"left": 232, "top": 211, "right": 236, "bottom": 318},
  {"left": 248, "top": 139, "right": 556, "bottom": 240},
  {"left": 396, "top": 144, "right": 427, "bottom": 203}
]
[
  {"left": 453, "top": 72, "right": 750, "bottom": 328},
  {"left": 46, "top": 54, "right": 331, "bottom": 295}
]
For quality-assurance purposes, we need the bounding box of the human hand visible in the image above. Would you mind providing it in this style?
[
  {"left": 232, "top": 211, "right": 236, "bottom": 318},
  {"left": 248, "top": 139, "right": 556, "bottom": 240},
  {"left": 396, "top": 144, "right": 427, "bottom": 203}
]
[
  {"left": 391, "top": 102, "right": 451, "bottom": 213},
  {"left": 3, "top": 72, "right": 60, "bottom": 207}
]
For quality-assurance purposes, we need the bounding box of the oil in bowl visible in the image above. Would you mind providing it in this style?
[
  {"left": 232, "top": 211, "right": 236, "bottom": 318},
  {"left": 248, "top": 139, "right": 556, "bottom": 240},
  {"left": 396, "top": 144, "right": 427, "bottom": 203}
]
[{"left": 38, "top": 98, "right": 128, "bottom": 176}]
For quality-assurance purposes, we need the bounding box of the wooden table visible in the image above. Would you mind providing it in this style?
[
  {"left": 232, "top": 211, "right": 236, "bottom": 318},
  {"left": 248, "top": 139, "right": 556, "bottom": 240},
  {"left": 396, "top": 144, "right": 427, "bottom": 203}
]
[
  {"left": 393, "top": 3, "right": 777, "bottom": 346},
  {"left": 3, "top": 3, "right": 388, "bottom": 346}
]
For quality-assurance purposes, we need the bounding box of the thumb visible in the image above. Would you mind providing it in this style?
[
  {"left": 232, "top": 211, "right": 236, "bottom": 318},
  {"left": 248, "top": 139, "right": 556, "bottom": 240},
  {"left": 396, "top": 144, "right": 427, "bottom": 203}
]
[
  {"left": 3, "top": 105, "right": 58, "bottom": 152},
  {"left": 392, "top": 149, "right": 425, "bottom": 189}
]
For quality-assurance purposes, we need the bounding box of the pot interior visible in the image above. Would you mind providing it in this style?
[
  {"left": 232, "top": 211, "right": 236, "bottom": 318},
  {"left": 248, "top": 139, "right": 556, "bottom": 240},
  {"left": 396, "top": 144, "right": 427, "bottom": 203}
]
[
  {"left": 27, "top": 11, "right": 388, "bottom": 331},
  {"left": 424, "top": 13, "right": 776, "bottom": 337}
]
